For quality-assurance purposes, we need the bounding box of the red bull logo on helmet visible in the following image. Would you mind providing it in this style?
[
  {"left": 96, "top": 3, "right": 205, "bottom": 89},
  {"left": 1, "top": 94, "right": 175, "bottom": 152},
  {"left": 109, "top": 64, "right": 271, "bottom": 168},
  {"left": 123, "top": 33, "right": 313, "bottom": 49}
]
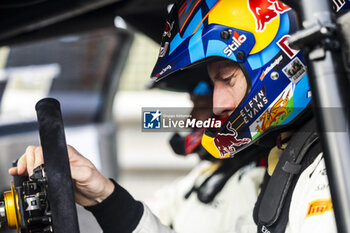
[
  {"left": 214, "top": 122, "right": 251, "bottom": 157},
  {"left": 248, "top": 0, "right": 290, "bottom": 32}
]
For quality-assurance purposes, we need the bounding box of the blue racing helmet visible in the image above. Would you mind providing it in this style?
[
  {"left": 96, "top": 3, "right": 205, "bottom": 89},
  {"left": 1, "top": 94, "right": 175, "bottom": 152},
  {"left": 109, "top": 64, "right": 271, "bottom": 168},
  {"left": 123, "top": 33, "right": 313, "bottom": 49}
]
[{"left": 151, "top": 0, "right": 314, "bottom": 159}]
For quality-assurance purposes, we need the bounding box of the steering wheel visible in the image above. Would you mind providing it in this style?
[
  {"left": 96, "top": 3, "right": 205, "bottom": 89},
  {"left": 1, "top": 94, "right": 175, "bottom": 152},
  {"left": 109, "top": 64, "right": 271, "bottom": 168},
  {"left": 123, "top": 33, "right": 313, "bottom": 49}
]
[{"left": 35, "top": 98, "right": 80, "bottom": 233}]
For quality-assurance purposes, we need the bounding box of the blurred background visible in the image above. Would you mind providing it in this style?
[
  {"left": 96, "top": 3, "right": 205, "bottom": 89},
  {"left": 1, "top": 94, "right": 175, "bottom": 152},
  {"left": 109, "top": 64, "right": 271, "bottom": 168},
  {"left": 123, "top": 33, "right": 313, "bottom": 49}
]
[{"left": 0, "top": 1, "right": 199, "bottom": 232}]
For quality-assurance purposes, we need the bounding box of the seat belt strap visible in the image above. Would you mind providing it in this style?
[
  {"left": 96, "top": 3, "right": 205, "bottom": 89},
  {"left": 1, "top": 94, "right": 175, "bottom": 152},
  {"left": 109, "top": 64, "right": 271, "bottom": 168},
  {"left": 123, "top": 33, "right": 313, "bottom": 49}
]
[{"left": 256, "top": 119, "right": 320, "bottom": 232}]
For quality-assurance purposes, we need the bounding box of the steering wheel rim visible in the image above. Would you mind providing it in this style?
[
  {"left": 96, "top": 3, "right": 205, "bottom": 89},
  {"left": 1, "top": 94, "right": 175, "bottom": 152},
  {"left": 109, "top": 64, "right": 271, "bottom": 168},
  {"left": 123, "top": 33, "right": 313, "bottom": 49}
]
[{"left": 35, "top": 98, "right": 80, "bottom": 233}]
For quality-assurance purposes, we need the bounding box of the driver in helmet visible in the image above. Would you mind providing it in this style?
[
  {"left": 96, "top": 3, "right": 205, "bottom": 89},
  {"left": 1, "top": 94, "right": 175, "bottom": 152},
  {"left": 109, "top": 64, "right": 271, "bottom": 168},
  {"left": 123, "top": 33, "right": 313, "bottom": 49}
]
[
  {"left": 146, "top": 80, "right": 268, "bottom": 233},
  {"left": 9, "top": 0, "right": 349, "bottom": 233},
  {"left": 149, "top": 1, "right": 340, "bottom": 232}
]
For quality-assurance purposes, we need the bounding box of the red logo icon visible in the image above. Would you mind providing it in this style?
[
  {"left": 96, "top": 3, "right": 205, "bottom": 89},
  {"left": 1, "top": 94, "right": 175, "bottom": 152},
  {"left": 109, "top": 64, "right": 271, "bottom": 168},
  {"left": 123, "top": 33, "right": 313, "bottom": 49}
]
[
  {"left": 163, "top": 21, "right": 175, "bottom": 38},
  {"left": 214, "top": 122, "right": 251, "bottom": 157},
  {"left": 277, "top": 35, "right": 299, "bottom": 58},
  {"left": 248, "top": 0, "right": 290, "bottom": 32}
]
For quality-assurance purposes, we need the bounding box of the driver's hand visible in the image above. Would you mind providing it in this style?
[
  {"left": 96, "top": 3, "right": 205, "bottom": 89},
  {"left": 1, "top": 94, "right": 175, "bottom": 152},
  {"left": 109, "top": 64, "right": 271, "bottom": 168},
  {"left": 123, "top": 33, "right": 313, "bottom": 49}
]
[{"left": 8, "top": 145, "right": 115, "bottom": 207}]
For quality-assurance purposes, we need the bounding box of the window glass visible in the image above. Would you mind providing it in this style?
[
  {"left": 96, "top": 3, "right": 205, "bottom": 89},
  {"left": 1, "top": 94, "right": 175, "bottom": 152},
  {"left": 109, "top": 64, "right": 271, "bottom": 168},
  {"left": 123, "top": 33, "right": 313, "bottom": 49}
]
[{"left": 0, "top": 28, "right": 125, "bottom": 125}]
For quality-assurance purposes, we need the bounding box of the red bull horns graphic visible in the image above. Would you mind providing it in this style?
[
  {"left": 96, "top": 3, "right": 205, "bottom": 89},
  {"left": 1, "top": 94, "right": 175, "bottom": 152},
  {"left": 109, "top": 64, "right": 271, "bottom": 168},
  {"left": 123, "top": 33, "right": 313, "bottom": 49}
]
[
  {"left": 248, "top": 0, "right": 290, "bottom": 32},
  {"left": 214, "top": 122, "right": 251, "bottom": 158}
]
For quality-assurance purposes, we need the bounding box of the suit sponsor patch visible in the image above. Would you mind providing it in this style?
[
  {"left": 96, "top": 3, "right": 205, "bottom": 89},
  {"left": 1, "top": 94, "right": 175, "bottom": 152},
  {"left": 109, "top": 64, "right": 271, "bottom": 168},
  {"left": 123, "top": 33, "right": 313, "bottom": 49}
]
[{"left": 306, "top": 198, "right": 333, "bottom": 218}]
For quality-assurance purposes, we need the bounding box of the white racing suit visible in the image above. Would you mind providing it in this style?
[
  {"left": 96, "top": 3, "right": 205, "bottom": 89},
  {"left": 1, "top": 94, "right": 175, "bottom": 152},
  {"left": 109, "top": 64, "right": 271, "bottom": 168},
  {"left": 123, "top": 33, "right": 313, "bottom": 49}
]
[
  {"left": 146, "top": 161, "right": 265, "bottom": 233},
  {"left": 285, "top": 154, "right": 336, "bottom": 233},
  {"left": 86, "top": 153, "right": 335, "bottom": 233},
  {"left": 135, "top": 154, "right": 335, "bottom": 233}
]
